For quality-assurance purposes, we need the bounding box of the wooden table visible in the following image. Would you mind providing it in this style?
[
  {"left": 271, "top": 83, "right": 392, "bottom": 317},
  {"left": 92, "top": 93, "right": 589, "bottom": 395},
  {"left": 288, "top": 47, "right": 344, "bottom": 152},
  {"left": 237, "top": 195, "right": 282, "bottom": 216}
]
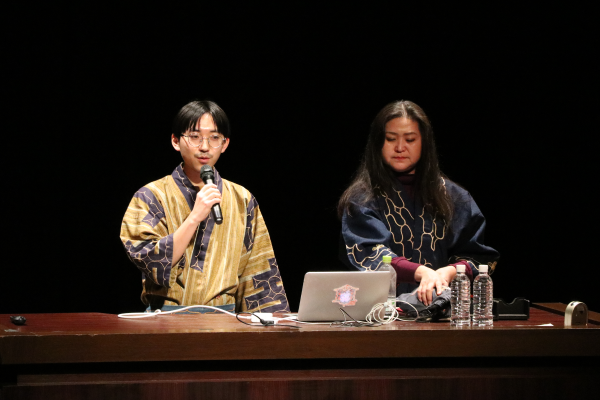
[{"left": 1, "top": 303, "right": 599, "bottom": 399}]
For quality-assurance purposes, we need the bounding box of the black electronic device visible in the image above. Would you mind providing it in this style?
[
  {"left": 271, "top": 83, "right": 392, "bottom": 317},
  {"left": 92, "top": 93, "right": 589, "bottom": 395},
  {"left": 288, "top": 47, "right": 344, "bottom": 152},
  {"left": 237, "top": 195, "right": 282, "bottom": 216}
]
[
  {"left": 397, "top": 287, "right": 452, "bottom": 322},
  {"left": 492, "top": 297, "right": 530, "bottom": 320},
  {"left": 415, "top": 295, "right": 452, "bottom": 322},
  {"left": 10, "top": 316, "right": 27, "bottom": 325}
]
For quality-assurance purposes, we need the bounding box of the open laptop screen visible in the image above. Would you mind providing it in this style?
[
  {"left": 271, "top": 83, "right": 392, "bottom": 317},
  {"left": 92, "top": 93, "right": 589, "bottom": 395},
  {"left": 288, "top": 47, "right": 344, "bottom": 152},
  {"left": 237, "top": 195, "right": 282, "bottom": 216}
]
[{"left": 296, "top": 271, "right": 390, "bottom": 322}]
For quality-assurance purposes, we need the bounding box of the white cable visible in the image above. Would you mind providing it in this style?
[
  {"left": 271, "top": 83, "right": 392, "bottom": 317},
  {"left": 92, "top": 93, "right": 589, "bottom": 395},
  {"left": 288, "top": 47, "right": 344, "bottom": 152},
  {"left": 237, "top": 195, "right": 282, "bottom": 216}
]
[
  {"left": 118, "top": 306, "right": 400, "bottom": 326},
  {"left": 118, "top": 306, "right": 303, "bottom": 325},
  {"left": 268, "top": 315, "right": 332, "bottom": 325},
  {"left": 118, "top": 305, "right": 244, "bottom": 319},
  {"left": 365, "top": 302, "right": 399, "bottom": 324}
]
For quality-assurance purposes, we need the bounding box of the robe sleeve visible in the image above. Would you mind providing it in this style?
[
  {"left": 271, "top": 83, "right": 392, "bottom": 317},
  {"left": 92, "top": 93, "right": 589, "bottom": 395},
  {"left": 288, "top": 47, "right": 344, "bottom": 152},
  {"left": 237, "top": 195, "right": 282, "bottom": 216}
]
[
  {"left": 120, "top": 187, "right": 181, "bottom": 288},
  {"left": 235, "top": 198, "right": 290, "bottom": 313},
  {"left": 342, "top": 203, "right": 398, "bottom": 271},
  {"left": 447, "top": 191, "right": 500, "bottom": 276}
]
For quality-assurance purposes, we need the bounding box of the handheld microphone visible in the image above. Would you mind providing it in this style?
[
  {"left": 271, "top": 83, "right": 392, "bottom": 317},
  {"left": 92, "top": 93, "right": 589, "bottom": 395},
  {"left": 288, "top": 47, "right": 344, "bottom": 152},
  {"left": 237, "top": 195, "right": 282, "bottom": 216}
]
[{"left": 200, "top": 165, "right": 223, "bottom": 225}]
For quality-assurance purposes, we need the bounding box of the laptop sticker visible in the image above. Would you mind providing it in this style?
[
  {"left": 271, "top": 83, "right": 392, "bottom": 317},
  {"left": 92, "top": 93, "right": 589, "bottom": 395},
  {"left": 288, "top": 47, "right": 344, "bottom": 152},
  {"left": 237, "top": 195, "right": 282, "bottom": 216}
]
[{"left": 332, "top": 284, "right": 359, "bottom": 307}]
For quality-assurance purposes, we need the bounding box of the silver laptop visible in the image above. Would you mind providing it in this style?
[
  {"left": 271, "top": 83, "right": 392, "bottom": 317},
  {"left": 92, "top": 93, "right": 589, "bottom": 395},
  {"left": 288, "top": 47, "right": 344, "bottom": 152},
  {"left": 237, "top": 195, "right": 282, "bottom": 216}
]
[{"left": 296, "top": 271, "right": 390, "bottom": 322}]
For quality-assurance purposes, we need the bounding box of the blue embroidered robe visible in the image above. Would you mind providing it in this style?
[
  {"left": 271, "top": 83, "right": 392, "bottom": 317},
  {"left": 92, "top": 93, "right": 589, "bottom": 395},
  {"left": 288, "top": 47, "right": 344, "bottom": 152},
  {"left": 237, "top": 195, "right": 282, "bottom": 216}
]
[{"left": 342, "top": 179, "right": 499, "bottom": 295}]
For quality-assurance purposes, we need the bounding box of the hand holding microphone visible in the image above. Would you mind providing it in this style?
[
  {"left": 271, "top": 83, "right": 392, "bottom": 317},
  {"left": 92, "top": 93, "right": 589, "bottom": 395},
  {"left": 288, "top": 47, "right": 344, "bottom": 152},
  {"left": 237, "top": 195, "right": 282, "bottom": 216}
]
[{"left": 200, "top": 165, "right": 223, "bottom": 224}]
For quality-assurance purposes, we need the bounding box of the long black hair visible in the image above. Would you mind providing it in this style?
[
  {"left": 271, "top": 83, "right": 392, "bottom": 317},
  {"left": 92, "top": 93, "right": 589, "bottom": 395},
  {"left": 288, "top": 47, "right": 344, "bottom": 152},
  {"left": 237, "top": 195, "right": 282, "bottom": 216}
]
[
  {"left": 338, "top": 100, "right": 453, "bottom": 222},
  {"left": 172, "top": 100, "right": 231, "bottom": 139}
]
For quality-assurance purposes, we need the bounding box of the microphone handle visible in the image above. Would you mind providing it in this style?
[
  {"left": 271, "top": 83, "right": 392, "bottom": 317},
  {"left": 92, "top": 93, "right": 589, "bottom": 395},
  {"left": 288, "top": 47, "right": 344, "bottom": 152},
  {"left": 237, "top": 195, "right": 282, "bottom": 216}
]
[{"left": 205, "top": 178, "right": 223, "bottom": 225}]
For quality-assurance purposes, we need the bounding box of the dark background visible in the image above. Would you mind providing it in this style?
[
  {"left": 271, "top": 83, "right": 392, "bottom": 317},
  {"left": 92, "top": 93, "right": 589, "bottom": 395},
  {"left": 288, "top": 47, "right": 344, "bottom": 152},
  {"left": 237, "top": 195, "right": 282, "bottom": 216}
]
[{"left": 4, "top": 5, "right": 598, "bottom": 314}]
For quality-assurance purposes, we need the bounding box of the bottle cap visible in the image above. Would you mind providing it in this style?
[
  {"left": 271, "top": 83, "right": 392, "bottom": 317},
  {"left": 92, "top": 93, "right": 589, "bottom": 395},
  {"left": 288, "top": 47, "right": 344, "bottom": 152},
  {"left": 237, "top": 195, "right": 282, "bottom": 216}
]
[
  {"left": 456, "top": 265, "right": 466, "bottom": 273},
  {"left": 382, "top": 255, "right": 392, "bottom": 263},
  {"left": 479, "top": 264, "right": 488, "bottom": 273}
]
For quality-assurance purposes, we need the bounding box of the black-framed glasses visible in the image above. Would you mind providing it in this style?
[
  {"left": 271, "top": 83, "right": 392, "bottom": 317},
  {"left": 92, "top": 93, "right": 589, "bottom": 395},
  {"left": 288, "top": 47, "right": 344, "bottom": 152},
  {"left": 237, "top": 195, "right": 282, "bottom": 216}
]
[{"left": 181, "top": 134, "right": 226, "bottom": 149}]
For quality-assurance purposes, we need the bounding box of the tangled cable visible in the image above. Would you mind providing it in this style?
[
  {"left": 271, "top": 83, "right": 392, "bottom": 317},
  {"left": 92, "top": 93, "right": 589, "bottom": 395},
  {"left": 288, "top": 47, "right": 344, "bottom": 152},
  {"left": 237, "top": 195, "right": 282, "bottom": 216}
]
[
  {"left": 331, "top": 301, "right": 405, "bottom": 327},
  {"left": 365, "top": 302, "right": 399, "bottom": 324},
  {"left": 330, "top": 308, "right": 381, "bottom": 327}
]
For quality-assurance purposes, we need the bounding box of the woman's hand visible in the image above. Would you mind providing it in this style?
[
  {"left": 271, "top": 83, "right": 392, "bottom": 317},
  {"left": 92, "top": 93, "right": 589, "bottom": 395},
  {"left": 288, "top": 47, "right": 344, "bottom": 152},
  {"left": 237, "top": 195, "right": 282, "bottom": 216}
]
[
  {"left": 436, "top": 266, "right": 457, "bottom": 286},
  {"left": 414, "top": 266, "right": 448, "bottom": 306}
]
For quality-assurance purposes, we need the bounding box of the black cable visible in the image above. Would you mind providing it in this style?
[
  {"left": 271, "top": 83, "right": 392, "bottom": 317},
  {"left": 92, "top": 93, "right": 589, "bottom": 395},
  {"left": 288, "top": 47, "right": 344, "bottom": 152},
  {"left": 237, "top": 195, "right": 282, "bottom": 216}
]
[
  {"left": 235, "top": 312, "right": 262, "bottom": 326},
  {"left": 415, "top": 297, "right": 451, "bottom": 323},
  {"left": 330, "top": 308, "right": 382, "bottom": 328}
]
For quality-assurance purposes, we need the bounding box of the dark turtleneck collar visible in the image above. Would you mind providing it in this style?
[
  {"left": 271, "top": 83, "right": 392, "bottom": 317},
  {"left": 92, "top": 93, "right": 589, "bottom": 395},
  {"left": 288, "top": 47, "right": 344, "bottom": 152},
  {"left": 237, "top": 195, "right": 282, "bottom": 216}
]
[
  {"left": 396, "top": 173, "right": 416, "bottom": 198},
  {"left": 396, "top": 173, "right": 416, "bottom": 186}
]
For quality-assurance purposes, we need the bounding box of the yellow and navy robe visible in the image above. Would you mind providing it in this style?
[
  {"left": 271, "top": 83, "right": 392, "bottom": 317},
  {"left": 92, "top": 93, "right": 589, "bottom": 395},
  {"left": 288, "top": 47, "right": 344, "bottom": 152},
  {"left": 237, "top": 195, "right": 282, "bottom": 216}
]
[{"left": 120, "top": 164, "right": 289, "bottom": 313}]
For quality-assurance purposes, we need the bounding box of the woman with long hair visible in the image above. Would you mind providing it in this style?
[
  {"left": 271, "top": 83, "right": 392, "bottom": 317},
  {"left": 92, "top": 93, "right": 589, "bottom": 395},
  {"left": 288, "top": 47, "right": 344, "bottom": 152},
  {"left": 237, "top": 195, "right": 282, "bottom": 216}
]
[{"left": 338, "top": 100, "right": 499, "bottom": 306}]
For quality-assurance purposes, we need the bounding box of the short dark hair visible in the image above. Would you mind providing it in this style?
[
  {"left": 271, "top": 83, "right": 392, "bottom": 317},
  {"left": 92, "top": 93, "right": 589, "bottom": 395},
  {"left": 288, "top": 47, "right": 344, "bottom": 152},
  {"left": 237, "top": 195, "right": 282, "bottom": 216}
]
[
  {"left": 172, "top": 100, "right": 230, "bottom": 139},
  {"left": 338, "top": 100, "right": 453, "bottom": 221}
]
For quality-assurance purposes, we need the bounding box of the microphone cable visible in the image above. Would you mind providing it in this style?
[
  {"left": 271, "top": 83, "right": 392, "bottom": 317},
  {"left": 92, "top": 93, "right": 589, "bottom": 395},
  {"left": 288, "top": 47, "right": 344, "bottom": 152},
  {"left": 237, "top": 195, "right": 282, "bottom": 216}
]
[{"left": 118, "top": 306, "right": 300, "bottom": 328}]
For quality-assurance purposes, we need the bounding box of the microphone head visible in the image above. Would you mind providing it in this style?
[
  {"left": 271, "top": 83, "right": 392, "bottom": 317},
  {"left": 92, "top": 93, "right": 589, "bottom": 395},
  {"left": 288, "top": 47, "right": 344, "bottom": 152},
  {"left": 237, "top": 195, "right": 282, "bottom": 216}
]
[{"left": 200, "top": 165, "right": 215, "bottom": 183}]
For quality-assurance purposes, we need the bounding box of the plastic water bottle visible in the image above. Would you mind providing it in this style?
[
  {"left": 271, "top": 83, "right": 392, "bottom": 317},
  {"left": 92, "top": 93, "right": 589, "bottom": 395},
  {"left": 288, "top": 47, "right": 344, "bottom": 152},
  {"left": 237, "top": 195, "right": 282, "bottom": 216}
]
[
  {"left": 472, "top": 264, "right": 493, "bottom": 327},
  {"left": 450, "top": 264, "right": 471, "bottom": 326},
  {"left": 381, "top": 255, "right": 397, "bottom": 315}
]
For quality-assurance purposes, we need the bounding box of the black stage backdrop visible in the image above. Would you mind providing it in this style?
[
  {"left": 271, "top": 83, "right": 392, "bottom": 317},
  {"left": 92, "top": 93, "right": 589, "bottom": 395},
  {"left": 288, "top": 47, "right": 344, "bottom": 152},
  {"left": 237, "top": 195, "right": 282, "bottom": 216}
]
[{"left": 4, "top": 5, "right": 598, "bottom": 314}]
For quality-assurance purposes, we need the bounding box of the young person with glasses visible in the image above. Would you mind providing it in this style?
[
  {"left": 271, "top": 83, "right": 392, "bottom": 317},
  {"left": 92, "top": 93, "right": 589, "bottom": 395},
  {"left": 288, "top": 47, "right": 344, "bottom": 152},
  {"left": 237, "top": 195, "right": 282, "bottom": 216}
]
[{"left": 120, "top": 100, "right": 289, "bottom": 314}]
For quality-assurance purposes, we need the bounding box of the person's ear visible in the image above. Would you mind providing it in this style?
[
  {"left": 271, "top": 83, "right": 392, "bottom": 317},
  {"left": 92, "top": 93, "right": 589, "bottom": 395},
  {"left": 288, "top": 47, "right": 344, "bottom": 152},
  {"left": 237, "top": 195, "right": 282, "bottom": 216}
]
[
  {"left": 171, "top": 134, "right": 181, "bottom": 151},
  {"left": 220, "top": 138, "right": 230, "bottom": 153}
]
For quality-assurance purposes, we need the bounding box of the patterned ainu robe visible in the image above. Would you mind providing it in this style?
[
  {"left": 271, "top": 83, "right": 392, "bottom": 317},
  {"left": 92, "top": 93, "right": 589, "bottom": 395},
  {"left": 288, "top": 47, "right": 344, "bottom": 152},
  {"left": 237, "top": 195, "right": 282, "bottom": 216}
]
[
  {"left": 120, "top": 164, "right": 289, "bottom": 313},
  {"left": 342, "top": 179, "right": 499, "bottom": 295}
]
